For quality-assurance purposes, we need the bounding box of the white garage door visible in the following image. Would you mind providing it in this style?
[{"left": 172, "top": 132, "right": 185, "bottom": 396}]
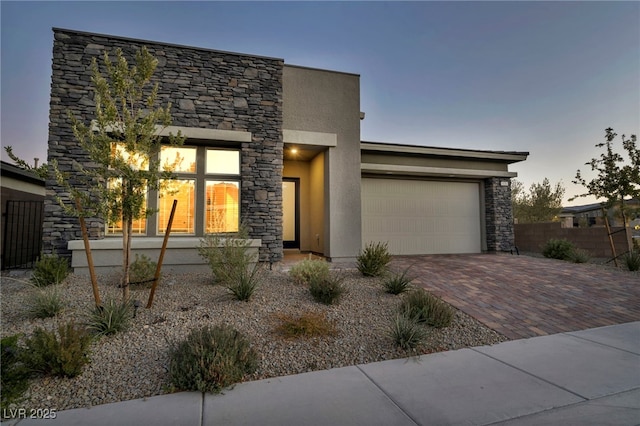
[{"left": 362, "top": 178, "right": 482, "bottom": 255}]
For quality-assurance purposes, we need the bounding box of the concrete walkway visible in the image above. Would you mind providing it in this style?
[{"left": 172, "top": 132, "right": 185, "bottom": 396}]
[{"left": 11, "top": 321, "right": 640, "bottom": 426}]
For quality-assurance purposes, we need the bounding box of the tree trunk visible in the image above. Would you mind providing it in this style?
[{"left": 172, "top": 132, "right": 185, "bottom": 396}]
[{"left": 121, "top": 179, "right": 131, "bottom": 302}]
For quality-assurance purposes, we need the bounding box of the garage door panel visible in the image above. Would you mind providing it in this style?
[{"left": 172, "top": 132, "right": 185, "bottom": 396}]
[{"left": 362, "top": 179, "right": 482, "bottom": 255}]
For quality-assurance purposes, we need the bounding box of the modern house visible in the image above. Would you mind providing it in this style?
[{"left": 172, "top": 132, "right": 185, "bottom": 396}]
[{"left": 44, "top": 28, "right": 528, "bottom": 273}]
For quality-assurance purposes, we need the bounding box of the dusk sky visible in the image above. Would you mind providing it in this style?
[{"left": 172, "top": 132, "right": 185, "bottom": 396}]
[{"left": 1, "top": 1, "right": 638, "bottom": 206}]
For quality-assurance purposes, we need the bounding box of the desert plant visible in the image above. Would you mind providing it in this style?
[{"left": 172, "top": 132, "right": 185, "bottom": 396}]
[
  {"left": 399, "top": 289, "right": 453, "bottom": 328},
  {"left": 623, "top": 250, "right": 640, "bottom": 271},
  {"left": 87, "top": 298, "right": 132, "bottom": 336},
  {"left": 383, "top": 267, "right": 414, "bottom": 295},
  {"left": 542, "top": 238, "right": 576, "bottom": 261},
  {"left": 389, "top": 313, "right": 427, "bottom": 350},
  {"left": 30, "top": 253, "right": 69, "bottom": 287},
  {"left": 1, "top": 335, "right": 31, "bottom": 411},
  {"left": 357, "top": 242, "right": 392, "bottom": 277},
  {"left": 289, "top": 258, "right": 330, "bottom": 285},
  {"left": 168, "top": 325, "right": 258, "bottom": 394},
  {"left": 309, "top": 272, "right": 346, "bottom": 305},
  {"left": 274, "top": 312, "right": 337, "bottom": 339},
  {"left": 22, "top": 322, "right": 91, "bottom": 378},
  {"left": 129, "top": 253, "right": 157, "bottom": 286},
  {"left": 227, "top": 263, "right": 262, "bottom": 302},
  {"left": 570, "top": 248, "right": 591, "bottom": 264},
  {"left": 27, "top": 285, "right": 64, "bottom": 319}
]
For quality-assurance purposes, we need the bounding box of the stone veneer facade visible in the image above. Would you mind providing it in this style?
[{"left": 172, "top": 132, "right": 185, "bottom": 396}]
[
  {"left": 44, "top": 28, "right": 284, "bottom": 262},
  {"left": 484, "top": 177, "right": 515, "bottom": 252}
]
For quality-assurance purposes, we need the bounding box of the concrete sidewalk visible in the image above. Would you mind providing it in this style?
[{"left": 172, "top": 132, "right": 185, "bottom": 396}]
[{"left": 11, "top": 321, "right": 640, "bottom": 426}]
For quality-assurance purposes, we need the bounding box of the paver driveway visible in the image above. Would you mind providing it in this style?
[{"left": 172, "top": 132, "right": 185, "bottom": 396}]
[{"left": 391, "top": 254, "right": 640, "bottom": 340}]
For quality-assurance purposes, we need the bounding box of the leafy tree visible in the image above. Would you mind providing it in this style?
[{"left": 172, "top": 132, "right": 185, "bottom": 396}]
[
  {"left": 3, "top": 146, "right": 49, "bottom": 179},
  {"left": 54, "top": 46, "right": 184, "bottom": 302},
  {"left": 572, "top": 128, "right": 639, "bottom": 252},
  {"left": 512, "top": 178, "right": 565, "bottom": 223}
]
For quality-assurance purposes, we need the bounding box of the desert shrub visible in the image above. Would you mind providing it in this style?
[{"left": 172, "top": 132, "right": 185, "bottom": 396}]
[
  {"left": 31, "top": 253, "right": 69, "bottom": 287},
  {"left": 542, "top": 238, "right": 576, "bottom": 261},
  {"left": 129, "top": 253, "right": 157, "bottom": 286},
  {"left": 274, "top": 312, "right": 337, "bottom": 339},
  {"left": 357, "top": 242, "right": 392, "bottom": 277},
  {"left": 199, "top": 225, "right": 262, "bottom": 301},
  {"left": 623, "top": 250, "right": 640, "bottom": 271},
  {"left": 570, "top": 248, "right": 591, "bottom": 264},
  {"left": 399, "top": 289, "right": 453, "bottom": 328},
  {"left": 289, "top": 258, "right": 330, "bottom": 285},
  {"left": 383, "top": 267, "right": 413, "bottom": 295},
  {"left": 22, "top": 322, "right": 91, "bottom": 378},
  {"left": 309, "top": 272, "right": 346, "bottom": 305},
  {"left": 168, "top": 325, "right": 258, "bottom": 394},
  {"left": 87, "top": 299, "right": 132, "bottom": 336},
  {"left": 1, "top": 335, "right": 31, "bottom": 411},
  {"left": 27, "top": 285, "right": 64, "bottom": 319},
  {"left": 389, "top": 313, "right": 426, "bottom": 350}
]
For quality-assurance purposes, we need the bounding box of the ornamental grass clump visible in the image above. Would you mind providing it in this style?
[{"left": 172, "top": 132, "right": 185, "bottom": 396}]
[
  {"left": 168, "top": 325, "right": 258, "bottom": 394},
  {"left": 27, "top": 285, "right": 64, "bottom": 319},
  {"left": 623, "top": 250, "right": 640, "bottom": 271},
  {"left": 383, "top": 267, "right": 414, "bottom": 295},
  {"left": 357, "top": 242, "right": 392, "bottom": 277},
  {"left": 289, "top": 258, "right": 330, "bottom": 285},
  {"left": 22, "top": 322, "right": 92, "bottom": 378},
  {"left": 274, "top": 312, "right": 337, "bottom": 339},
  {"left": 389, "top": 313, "right": 427, "bottom": 350},
  {"left": 31, "top": 253, "right": 69, "bottom": 287},
  {"left": 542, "top": 238, "right": 576, "bottom": 261},
  {"left": 309, "top": 272, "right": 346, "bottom": 305},
  {"left": 399, "top": 289, "right": 453, "bottom": 328},
  {"left": 87, "top": 298, "right": 132, "bottom": 336},
  {"left": 570, "top": 248, "right": 591, "bottom": 264}
]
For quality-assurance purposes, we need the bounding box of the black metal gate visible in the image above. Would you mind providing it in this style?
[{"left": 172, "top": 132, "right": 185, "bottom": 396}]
[{"left": 2, "top": 200, "right": 44, "bottom": 270}]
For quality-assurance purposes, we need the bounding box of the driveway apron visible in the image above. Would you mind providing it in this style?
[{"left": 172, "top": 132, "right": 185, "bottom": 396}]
[{"left": 391, "top": 254, "right": 640, "bottom": 340}]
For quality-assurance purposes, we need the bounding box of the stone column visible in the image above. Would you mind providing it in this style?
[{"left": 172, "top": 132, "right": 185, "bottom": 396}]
[{"left": 485, "top": 177, "right": 515, "bottom": 252}]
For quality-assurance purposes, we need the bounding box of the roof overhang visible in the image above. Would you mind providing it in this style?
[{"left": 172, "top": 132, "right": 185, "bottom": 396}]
[{"left": 361, "top": 163, "right": 517, "bottom": 179}]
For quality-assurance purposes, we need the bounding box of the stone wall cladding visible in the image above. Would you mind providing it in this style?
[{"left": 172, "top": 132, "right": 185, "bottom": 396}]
[
  {"left": 45, "top": 29, "right": 283, "bottom": 262},
  {"left": 484, "top": 177, "right": 515, "bottom": 252}
]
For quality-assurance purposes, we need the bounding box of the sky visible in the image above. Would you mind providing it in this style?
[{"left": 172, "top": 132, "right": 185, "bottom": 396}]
[{"left": 1, "top": 1, "right": 638, "bottom": 206}]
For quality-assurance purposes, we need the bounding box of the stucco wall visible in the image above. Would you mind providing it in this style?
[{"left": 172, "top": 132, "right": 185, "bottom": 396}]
[
  {"left": 45, "top": 28, "right": 284, "bottom": 262},
  {"left": 283, "top": 65, "right": 361, "bottom": 261}
]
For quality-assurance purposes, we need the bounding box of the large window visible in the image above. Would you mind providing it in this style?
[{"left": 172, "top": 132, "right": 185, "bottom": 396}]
[{"left": 106, "top": 145, "right": 240, "bottom": 236}]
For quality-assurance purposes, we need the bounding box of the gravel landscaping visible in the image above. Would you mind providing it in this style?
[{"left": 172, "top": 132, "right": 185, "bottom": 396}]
[{"left": 1, "top": 267, "right": 508, "bottom": 412}]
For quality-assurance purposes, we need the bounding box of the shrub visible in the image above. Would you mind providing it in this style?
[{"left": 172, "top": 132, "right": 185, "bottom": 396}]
[
  {"left": 383, "top": 267, "right": 414, "bottom": 295},
  {"left": 309, "top": 272, "right": 346, "bottom": 305},
  {"left": 289, "top": 258, "right": 330, "bottom": 285},
  {"left": 87, "top": 299, "right": 132, "bottom": 336},
  {"left": 27, "top": 285, "right": 64, "bottom": 319},
  {"left": 623, "top": 250, "right": 640, "bottom": 272},
  {"left": 1, "top": 335, "right": 31, "bottom": 411},
  {"left": 399, "top": 289, "right": 453, "bottom": 328},
  {"left": 22, "top": 322, "right": 91, "bottom": 378},
  {"left": 542, "top": 238, "right": 576, "bottom": 261},
  {"left": 389, "top": 313, "right": 427, "bottom": 350},
  {"left": 129, "top": 253, "right": 157, "bottom": 286},
  {"left": 31, "top": 253, "right": 69, "bottom": 287},
  {"left": 168, "top": 325, "right": 258, "bottom": 394},
  {"left": 199, "top": 225, "right": 262, "bottom": 301},
  {"left": 357, "top": 242, "right": 392, "bottom": 277},
  {"left": 274, "top": 312, "right": 337, "bottom": 339},
  {"left": 570, "top": 248, "right": 591, "bottom": 264}
]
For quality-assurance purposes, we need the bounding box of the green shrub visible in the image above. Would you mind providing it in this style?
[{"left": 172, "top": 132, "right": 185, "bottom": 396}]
[
  {"left": 309, "top": 273, "right": 346, "bottom": 305},
  {"left": 383, "top": 267, "right": 413, "bottom": 295},
  {"left": 168, "top": 325, "right": 258, "bottom": 394},
  {"left": 357, "top": 242, "right": 392, "bottom": 277},
  {"left": 399, "top": 289, "right": 453, "bottom": 328},
  {"left": 542, "top": 238, "right": 576, "bottom": 261},
  {"left": 27, "top": 285, "right": 64, "bottom": 319},
  {"left": 623, "top": 250, "right": 640, "bottom": 271},
  {"left": 289, "top": 258, "right": 330, "bottom": 285},
  {"left": 199, "top": 225, "right": 262, "bottom": 301},
  {"left": 87, "top": 299, "right": 132, "bottom": 336},
  {"left": 129, "top": 254, "right": 157, "bottom": 286},
  {"left": 22, "top": 322, "right": 91, "bottom": 378},
  {"left": 1, "top": 335, "right": 31, "bottom": 411},
  {"left": 389, "top": 313, "right": 426, "bottom": 350},
  {"left": 274, "top": 312, "right": 337, "bottom": 339},
  {"left": 31, "top": 253, "right": 69, "bottom": 287},
  {"left": 570, "top": 248, "right": 591, "bottom": 264}
]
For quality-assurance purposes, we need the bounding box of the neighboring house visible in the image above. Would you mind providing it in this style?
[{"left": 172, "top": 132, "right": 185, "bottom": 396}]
[
  {"left": 44, "top": 28, "right": 528, "bottom": 272},
  {"left": 561, "top": 199, "right": 640, "bottom": 229},
  {"left": 1, "top": 161, "right": 46, "bottom": 269}
]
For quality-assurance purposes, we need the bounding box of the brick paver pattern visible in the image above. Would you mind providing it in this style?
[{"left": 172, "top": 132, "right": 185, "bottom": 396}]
[{"left": 391, "top": 254, "right": 640, "bottom": 340}]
